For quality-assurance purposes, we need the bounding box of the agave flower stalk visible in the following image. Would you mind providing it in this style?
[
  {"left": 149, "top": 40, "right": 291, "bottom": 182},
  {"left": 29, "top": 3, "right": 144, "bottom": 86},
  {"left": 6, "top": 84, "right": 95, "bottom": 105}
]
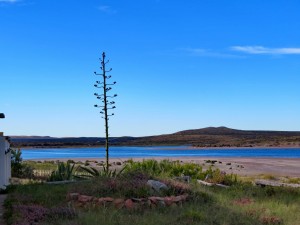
[{"left": 94, "top": 52, "right": 117, "bottom": 171}]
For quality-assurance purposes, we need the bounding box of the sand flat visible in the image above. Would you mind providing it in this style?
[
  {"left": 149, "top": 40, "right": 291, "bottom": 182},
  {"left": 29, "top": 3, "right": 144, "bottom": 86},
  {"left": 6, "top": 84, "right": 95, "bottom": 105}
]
[{"left": 28, "top": 157, "right": 300, "bottom": 177}]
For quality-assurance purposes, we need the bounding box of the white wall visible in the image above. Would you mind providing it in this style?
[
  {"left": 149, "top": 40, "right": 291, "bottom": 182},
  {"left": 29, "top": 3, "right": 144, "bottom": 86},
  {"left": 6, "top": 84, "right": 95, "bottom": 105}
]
[{"left": 0, "top": 134, "right": 11, "bottom": 190}]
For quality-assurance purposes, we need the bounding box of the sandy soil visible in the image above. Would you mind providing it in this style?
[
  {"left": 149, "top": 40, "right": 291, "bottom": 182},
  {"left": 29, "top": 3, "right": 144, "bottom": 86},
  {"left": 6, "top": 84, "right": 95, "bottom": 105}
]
[{"left": 29, "top": 157, "right": 300, "bottom": 177}]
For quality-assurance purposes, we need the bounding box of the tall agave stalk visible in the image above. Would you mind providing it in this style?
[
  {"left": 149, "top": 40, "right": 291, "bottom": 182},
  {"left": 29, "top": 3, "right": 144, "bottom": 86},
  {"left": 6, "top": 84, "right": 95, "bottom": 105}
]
[{"left": 94, "top": 52, "right": 117, "bottom": 171}]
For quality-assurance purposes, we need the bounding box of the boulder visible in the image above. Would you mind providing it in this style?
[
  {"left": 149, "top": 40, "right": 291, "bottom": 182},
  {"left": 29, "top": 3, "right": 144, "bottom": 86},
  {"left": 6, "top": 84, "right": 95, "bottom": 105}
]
[{"left": 147, "top": 180, "right": 168, "bottom": 192}]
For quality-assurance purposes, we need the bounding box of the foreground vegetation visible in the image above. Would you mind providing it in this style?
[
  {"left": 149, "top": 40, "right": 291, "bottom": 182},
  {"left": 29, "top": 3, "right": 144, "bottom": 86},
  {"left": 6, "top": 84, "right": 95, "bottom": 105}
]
[{"left": 4, "top": 160, "right": 300, "bottom": 225}]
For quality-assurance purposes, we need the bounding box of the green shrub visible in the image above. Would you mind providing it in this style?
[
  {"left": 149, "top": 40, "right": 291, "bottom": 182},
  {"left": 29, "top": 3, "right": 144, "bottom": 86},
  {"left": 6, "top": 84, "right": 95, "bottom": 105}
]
[
  {"left": 203, "top": 167, "right": 238, "bottom": 185},
  {"left": 11, "top": 148, "right": 34, "bottom": 179},
  {"left": 124, "top": 159, "right": 203, "bottom": 179}
]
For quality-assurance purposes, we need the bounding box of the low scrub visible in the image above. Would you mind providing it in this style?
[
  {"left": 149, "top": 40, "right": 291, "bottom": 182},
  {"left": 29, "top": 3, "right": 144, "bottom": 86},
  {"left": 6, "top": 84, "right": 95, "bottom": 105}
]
[{"left": 124, "top": 159, "right": 238, "bottom": 185}]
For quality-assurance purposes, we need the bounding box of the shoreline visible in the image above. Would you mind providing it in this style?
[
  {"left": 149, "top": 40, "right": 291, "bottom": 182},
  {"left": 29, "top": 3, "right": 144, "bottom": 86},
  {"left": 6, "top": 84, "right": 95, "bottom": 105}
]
[
  {"left": 26, "top": 156, "right": 300, "bottom": 177},
  {"left": 19, "top": 145, "right": 300, "bottom": 150}
]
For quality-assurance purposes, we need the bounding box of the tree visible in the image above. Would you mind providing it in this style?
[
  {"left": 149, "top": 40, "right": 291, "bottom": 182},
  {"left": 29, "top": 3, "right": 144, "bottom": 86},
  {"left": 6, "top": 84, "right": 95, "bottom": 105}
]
[{"left": 94, "top": 52, "right": 117, "bottom": 171}]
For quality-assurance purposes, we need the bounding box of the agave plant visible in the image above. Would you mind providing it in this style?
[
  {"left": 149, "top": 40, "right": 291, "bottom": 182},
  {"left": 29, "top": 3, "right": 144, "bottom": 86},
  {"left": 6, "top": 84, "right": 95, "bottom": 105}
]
[
  {"left": 48, "top": 162, "right": 75, "bottom": 181},
  {"left": 75, "top": 164, "right": 126, "bottom": 179}
]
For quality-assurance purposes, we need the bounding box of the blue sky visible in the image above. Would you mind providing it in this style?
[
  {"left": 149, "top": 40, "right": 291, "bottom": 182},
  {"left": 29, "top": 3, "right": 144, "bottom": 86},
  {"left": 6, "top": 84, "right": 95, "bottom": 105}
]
[{"left": 0, "top": 0, "right": 300, "bottom": 137}]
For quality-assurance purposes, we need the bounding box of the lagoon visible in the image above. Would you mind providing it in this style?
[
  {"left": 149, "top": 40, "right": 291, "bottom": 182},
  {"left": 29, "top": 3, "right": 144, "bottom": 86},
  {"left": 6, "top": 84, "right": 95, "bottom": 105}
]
[{"left": 21, "top": 146, "right": 300, "bottom": 160}]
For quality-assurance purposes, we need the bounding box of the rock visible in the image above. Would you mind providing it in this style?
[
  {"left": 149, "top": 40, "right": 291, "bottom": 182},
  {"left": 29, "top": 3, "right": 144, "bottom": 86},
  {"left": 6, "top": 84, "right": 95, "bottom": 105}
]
[
  {"left": 164, "top": 197, "right": 173, "bottom": 206},
  {"left": 147, "top": 180, "right": 169, "bottom": 192},
  {"left": 226, "top": 163, "right": 231, "bottom": 165},
  {"left": 148, "top": 196, "right": 164, "bottom": 203},
  {"left": 97, "top": 198, "right": 105, "bottom": 206},
  {"left": 78, "top": 195, "right": 93, "bottom": 203},
  {"left": 102, "top": 197, "right": 114, "bottom": 202},
  {"left": 125, "top": 199, "right": 134, "bottom": 209},
  {"left": 204, "top": 174, "right": 212, "bottom": 181},
  {"left": 114, "top": 198, "right": 124, "bottom": 209},
  {"left": 172, "top": 196, "right": 182, "bottom": 203},
  {"left": 67, "top": 193, "right": 79, "bottom": 201},
  {"left": 116, "top": 162, "right": 122, "bottom": 165},
  {"left": 131, "top": 198, "right": 145, "bottom": 202}
]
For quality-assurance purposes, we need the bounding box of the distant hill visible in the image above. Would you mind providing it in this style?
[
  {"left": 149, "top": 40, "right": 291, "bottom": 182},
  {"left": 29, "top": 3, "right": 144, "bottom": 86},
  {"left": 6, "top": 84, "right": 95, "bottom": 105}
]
[
  {"left": 10, "top": 127, "right": 300, "bottom": 148},
  {"left": 174, "top": 126, "right": 300, "bottom": 136}
]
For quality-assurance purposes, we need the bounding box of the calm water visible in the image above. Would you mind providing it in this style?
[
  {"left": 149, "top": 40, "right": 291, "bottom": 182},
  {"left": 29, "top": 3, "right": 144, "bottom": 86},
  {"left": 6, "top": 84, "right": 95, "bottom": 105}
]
[{"left": 21, "top": 146, "right": 300, "bottom": 160}]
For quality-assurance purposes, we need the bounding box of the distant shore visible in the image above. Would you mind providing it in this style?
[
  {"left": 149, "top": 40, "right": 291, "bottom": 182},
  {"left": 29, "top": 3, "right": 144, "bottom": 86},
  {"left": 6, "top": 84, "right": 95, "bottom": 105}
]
[
  {"left": 19, "top": 145, "right": 300, "bottom": 150},
  {"left": 26, "top": 156, "right": 300, "bottom": 177}
]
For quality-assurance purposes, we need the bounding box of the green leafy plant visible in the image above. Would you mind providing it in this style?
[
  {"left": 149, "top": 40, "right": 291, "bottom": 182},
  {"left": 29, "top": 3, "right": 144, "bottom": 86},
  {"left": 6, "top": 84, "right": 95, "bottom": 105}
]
[
  {"left": 48, "top": 162, "right": 75, "bottom": 181},
  {"left": 75, "top": 164, "right": 126, "bottom": 179},
  {"left": 124, "top": 159, "right": 203, "bottom": 179},
  {"left": 11, "top": 148, "right": 34, "bottom": 179}
]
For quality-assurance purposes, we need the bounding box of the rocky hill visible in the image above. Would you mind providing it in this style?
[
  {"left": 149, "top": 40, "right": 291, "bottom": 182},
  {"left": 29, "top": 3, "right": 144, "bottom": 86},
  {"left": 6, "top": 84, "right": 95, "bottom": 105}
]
[{"left": 10, "top": 127, "right": 300, "bottom": 148}]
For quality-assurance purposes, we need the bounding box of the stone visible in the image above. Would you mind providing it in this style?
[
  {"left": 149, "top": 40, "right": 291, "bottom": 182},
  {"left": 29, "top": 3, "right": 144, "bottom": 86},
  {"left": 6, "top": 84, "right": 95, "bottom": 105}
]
[
  {"left": 148, "top": 196, "right": 164, "bottom": 204},
  {"left": 114, "top": 198, "right": 124, "bottom": 209},
  {"left": 125, "top": 199, "right": 134, "bottom": 209},
  {"left": 102, "top": 197, "right": 114, "bottom": 202},
  {"left": 147, "top": 180, "right": 169, "bottom": 192},
  {"left": 116, "top": 162, "right": 122, "bottom": 165},
  {"left": 172, "top": 196, "right": 182, "bottom": 203},
  {"left": 67, "top": 193, "right": 79, "bottom": 201},
  {"left": 97, "top": 198, "right": 105, "bottom": 206},
  {"left": 78, "top": 195, "right": 93, "bottom": 203},
  {"left": 164, "top": 197, "right": 173, "bottom": 206},
  {"left": 204, "top": 174, "right": 212, "bottom": 181},
  {"left": 131, "top": 197, "right": 144, "bottom": 202}
]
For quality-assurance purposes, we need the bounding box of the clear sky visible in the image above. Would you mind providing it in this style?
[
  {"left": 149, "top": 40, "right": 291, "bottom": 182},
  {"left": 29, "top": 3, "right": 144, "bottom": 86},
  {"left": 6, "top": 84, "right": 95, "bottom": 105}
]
[{"left": 0, "top": 0, "right": 300, "bottom": 137}]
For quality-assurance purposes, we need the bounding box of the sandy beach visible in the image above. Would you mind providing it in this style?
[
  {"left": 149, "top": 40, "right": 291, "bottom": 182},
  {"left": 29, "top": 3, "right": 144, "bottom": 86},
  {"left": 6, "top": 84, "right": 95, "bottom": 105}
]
[{"left": 29, "top": 157, "right": 300, "bottom": 177}]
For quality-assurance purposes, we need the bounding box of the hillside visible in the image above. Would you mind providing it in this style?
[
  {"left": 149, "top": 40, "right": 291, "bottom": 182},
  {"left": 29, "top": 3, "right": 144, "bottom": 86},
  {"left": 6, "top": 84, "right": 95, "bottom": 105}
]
[{"left": 10, "top": 127, "right": 300, "bottom": 148}]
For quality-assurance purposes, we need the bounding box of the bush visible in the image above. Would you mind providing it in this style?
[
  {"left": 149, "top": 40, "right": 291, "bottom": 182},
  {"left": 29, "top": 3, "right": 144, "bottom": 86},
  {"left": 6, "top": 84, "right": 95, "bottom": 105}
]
[
  {"left": 11, "top": 148, "right": 34, "bottom": 179},
  {"left": 124, "top": 159, "right": 203, "bottom": 179},
  {"left": 203, "top": 167, "right": 238, "bottom": 185}
]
